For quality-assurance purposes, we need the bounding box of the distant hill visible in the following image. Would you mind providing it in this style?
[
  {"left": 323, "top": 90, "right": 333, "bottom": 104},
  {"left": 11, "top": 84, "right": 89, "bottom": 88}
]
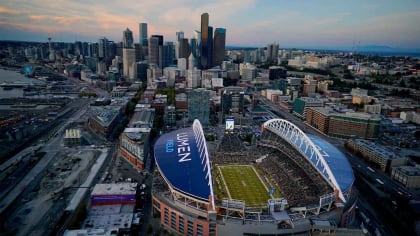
[{"left": 357, "top": 45, "right": 419, "bottom": 53}]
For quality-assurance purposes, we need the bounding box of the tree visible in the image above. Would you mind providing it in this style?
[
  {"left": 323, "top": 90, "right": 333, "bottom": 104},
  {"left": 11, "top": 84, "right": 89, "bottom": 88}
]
[
  {"left": 399, "top": 79, "right": 406, "bottom": 88},
  {"left": 414, "top": 130, "right": 420, "bottom": 139},
  {"left": 147, "top": 224, "right": 153, "bottom": 234}
]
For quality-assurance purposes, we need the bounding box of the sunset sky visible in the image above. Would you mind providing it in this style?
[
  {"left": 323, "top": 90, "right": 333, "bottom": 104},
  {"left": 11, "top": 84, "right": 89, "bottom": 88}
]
[{"left": 1, "top": 0, "right": 419, "bottom": 48}]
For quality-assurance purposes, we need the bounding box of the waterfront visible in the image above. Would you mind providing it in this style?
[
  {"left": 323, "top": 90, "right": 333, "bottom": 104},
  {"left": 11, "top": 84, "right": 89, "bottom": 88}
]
[{"left": 0, "top": 68, "right": 45, "bottom": 99}]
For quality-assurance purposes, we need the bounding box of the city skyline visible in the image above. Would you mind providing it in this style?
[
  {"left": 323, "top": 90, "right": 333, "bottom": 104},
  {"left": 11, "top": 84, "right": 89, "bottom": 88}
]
[{"left": 0, "top": 0, "right": 419, "bottom": 49}]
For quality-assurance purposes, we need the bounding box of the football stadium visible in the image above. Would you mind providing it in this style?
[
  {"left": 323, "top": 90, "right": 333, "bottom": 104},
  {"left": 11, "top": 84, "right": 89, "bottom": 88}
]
[{"left": 152, "top": 119, "right": 357, "bottom": 236}]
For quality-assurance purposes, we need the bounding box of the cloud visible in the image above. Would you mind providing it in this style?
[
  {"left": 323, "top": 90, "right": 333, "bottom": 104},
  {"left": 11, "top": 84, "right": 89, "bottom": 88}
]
[
  {"left": 1, "top": 0, "right": 419, "bottom": 48},
  {"left": 0, "top": 6, "right": 21, "bottom": 16},
  {"left": 29, "top": 15, "right": 47, "bottom": 21},
  {"left": 28, "top": 15, "right": 85, "bottom": 25}
]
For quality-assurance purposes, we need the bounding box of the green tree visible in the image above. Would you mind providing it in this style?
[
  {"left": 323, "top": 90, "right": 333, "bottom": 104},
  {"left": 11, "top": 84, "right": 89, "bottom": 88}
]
[
  {"left": 147, "top": 224, "right": 153, "bottom": 234},
  {"left": 399, "top": 79, "right": 406, "bottom": 88}
]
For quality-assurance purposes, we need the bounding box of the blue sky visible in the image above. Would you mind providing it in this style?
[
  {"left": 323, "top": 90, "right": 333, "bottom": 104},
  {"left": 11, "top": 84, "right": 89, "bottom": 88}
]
[{"left": 0, "top": 0, "right": 419, "bottom": 48}]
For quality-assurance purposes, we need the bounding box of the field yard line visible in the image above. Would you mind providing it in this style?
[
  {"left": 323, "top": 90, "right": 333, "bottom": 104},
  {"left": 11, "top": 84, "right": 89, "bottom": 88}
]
[
  {"left": 217, "top": 165, "right": 232, "bottom": 199},
  {"left": 251, "top": 165, "right": 272, "bottom": 198}
]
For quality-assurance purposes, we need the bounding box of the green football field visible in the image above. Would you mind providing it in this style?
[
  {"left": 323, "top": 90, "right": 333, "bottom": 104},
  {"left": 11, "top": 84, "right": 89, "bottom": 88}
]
[{"left": 214, "top": 164, "right": 279, "bottom": 208}]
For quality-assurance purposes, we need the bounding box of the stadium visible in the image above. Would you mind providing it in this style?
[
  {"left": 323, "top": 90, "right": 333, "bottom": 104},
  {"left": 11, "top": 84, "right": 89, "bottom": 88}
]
[{"left": 152, "top": 119, "right": 357, "bottom": 236}]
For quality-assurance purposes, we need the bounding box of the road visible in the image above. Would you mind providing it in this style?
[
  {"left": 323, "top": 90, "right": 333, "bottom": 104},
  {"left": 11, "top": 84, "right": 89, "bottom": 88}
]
[{"left": 0, "top": 97, "right": 91, "bottom": 233}]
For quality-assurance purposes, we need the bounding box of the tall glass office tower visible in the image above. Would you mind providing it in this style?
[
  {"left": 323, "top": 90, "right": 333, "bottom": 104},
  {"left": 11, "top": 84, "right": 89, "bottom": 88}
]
[
  {"left": 200, "top": 13, "right": 209, "bottom": 69},
  {"left": 213, "top": 28, "right": 226, "bottom": 67},
  {"left": 148, "top": 36, "right": 159, "bottom": 66},
  {"left": 98, "top": 37, "right": 109, "bottom": 59},
  {"left": 139, "top": 23, "right": 148, "bottom": 46}
]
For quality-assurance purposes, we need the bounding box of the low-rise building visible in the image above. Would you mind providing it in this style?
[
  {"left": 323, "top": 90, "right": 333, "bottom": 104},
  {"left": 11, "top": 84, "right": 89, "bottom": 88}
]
[
  {"left": 164, "top": 105, "right": 177, "bottom": 128},
  {"left": 110, "top": 86, "right": 128, "bottom": 97},
  {"left": 64, "top": 183, "right": 138, "bottom": 236},
  {"left": 175, "top": 93, "right": 188, "bottom": 111},
  {"left": 151, "top": 94, "right": 167, "bottom": 115},
  {"left": 119, "top": 105, "right": 154, "bottom": 170},
  {"left": 346, "top": 139, "right": 407, "bottom": 172},
  {"left": 129, "top": 104, "right": 155, "bottom": 129},
  {"left": 400, "top": 111, "right": 420, "bottom": 125},
  {"left": 293, "top": 97, "right": 324, "bottom": 119},
  {"left": 306, "top": 107, "right": 380, "bottom": 139},
  {"left": 64, "top": 129, "right": 82, "bottom": 146},
  {"left": 391, "top": 166, "right": 420, "bottom": 189},
  {"left": 88, "top": 106, "right": 121, "bottom": 139},
  {"left": 119, "top": 130, "right": 150, "bottom": 170}
]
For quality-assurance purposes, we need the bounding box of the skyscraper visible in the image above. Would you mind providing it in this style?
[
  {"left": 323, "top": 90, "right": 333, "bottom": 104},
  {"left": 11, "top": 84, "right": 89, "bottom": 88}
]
[
  {"left": 139, "top": 23, "right": 148, "bottom": 46},
  {"left": 134, "top": 43, "right": 143, "bottom": 61},
  {"left": 148, "top": 36, "right": 159, "bottom": 67},
  {"left": 178, "top": 38, "right": 191, "bottom": 60},
  {"left": 175, "top": 31, "right": 184, "bottom": 59},
  {"left": 213, "top": 28, "right": 226, "bottom": 67},
  {"left": 123, "top": 28, "right": 134, "bottom": 48},
  {"left": 123, "top": 48, "right": 136, "bottom": 80},
  {"left": 74, "top": 41, "right": 82, "bottom": 56},
  {"left": 191, "top": 30, "right": 201, "bottom": 68},
  {"left": 162, "top": 42, "right": 175, "bottom": 68},
  {"left": 193, "top": 30, "right": 201, "bottom": 56},
  {"left": 149, "top": 35, "right": 164, "bottom": 68},
  {"left": 200, "top": 13, "right": 209, "bottom": 69},
  {"left": 151, "top": 35, "right": 163, "bottom": 46},
  {"left": 267, "top": 43, "right": 279, "bottom": 62},
  {"left": 176, "top": 31, "right": 184, "bottom": 41},
  {"left": 207, "top": 26, "right": 213, "bottom": 68},
  {"left": 98, "top": 37, "right": 109, "bottom": 59}
]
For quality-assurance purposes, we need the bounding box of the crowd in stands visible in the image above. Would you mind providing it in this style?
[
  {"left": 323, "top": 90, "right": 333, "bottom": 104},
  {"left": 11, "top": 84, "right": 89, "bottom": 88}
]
[
  {"left": 218, "top": 133, "right": 244, "bottom": 153},
  {"left": 256, "top": 130, "right": 332, "bottom": 206},
  {"left": 210, "top": 131, "right": 332, "bottom": 207}
]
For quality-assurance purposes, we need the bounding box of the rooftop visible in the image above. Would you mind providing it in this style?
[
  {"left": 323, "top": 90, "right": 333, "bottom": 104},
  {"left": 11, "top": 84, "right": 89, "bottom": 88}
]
[
  {"left": 64, "top": 229, "right": 115, "bottom": 236},
  {"left": 82, "top": 204, "right": 134, "bottom": 231},
  {"left": 129, "top": 108, "right": 155, "bottom": 128},
  {"left": 311, "top": 107, "right": 381, "bottom": 120},
  {"left": 123, "top": 132, "right": 146, "bottom": 141},
  {"left": 154, "top": 120, "right": 214, "bottom": 202},
  {"left": 90, "top": 106, "right": 120, "bottom": 126},
  {"left": 354, "top": 139, "right": 402, "bottom": 160},
  {"left": 306, "top": 134, "right": 354, "bottom": 194},
  {"left": 92, "top": 183, "right": 138, "bottom": 196},
  {"left": 393, "top": 166, "right": 420, "bottom": 176}
]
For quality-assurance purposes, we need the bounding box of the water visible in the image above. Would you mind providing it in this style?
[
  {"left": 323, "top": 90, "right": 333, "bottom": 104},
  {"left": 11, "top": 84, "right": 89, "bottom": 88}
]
[{"left": 0, "top": 68, "right": 45, "bottom": 98}]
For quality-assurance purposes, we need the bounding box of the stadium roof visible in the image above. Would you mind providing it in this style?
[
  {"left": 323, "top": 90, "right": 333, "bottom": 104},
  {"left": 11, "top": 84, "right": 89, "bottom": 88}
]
[
  {"left": 306, "top": 134, "right": 354, "bottom": 194},
  {"left": 154, "top": 120, "right": 214, "bottom": 206},
  {"left": 263, "top": 119, "right": 354, "bottom": 202}
]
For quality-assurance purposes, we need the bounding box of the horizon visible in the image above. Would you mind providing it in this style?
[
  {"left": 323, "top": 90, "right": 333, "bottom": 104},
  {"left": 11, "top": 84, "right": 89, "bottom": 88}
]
[
  {"left": 1, "top": 0, "right": 419, "bottom": 49},
  {"left": 2, "top": 39, "right": 420, "bottom": 54}
]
